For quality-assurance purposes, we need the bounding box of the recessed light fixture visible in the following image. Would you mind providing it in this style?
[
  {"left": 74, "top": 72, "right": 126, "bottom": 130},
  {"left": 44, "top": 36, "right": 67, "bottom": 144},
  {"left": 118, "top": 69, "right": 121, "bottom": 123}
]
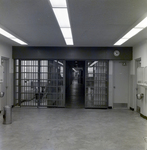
[
  {"left": 52, "top": 8, "right": 70, "bottom": 27},
  {"left": 50, "top": 0, "right": 74, "bottom": 45},
  {"left": 0, "top": 28, "right": 27, "bottom": 45},
  {"left": 114, "top": 16, "right": 147, "bottom": 45},
  {"left": 61, "top": 28, "right": 72, "bottom": 38}
]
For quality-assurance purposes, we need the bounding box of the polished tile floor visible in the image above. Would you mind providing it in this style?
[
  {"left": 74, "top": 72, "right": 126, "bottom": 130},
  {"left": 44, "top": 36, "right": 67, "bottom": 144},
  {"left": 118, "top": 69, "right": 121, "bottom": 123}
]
[
  {"left": 66, "top": 79, "right": 85, "bottom": 108},
  {"left": 0, "top": 108, "right": 147, "bottom": 150}
]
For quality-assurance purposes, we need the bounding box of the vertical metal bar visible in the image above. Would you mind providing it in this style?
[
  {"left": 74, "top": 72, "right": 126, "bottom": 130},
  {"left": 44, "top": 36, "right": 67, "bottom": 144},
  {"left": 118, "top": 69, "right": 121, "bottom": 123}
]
[
  {"left": 14, "top": 59, "right": 16, "bottom": 105},
  {"left": 63, "top": 60, "right": 65, "bottom": 107},
  {"left": 84, "top": 60, "right": 86, "bottom": 108},
  {"left": 18, "top": 60, "right": 21, "bottom": 107},
  {"left": 38, "top": 60, "right": 40, "bottom": 108},
  {"left": 56, "top": 61, "right": 58, "bottom": 106},
  {"left": 106, "top": 60, "right": 109, "bottom": 107}
]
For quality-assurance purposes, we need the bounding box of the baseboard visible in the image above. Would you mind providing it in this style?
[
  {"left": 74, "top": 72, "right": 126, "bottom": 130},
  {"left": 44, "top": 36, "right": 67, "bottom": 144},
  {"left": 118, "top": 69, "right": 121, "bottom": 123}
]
[
  {"left": 140, "top": 113, "right": 147, "bottom": 120},
  {"left": 130, "top": 107, "right": 134, "bottom": 111}
]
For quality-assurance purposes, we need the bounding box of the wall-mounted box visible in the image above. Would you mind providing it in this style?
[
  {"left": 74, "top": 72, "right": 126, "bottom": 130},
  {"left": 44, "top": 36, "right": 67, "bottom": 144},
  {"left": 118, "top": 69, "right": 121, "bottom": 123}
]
[
  {"left": 137, "top": 67, "right": 144, "bottom": 83},
  {"left": 137, "top": 66, "right": 147, "bottom": 88}
]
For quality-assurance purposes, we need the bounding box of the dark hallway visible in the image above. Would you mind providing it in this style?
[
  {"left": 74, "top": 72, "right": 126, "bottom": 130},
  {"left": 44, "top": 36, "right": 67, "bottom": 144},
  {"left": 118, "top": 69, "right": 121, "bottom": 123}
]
[{"left": 66, "top": 61, "right": 85, "bottom": 108}]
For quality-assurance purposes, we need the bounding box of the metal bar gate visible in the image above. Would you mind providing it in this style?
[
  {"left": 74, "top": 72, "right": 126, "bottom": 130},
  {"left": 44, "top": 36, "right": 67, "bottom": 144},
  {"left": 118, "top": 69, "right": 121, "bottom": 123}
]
[
  {"left": 14, "top": 60, "right": 65, "bottom": 107},
  {"left": 85, "top": 60, "right": 108, "bottom": 108}
]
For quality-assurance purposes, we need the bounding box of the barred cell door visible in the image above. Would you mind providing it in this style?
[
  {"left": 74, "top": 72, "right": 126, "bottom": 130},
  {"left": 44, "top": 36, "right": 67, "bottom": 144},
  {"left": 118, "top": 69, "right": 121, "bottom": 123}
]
[
  {"left": 14, "top": 60, "right": 65, "bottom": 107},
  {"left": 85, "top": 60, "right": 108, "bottom": 108}
]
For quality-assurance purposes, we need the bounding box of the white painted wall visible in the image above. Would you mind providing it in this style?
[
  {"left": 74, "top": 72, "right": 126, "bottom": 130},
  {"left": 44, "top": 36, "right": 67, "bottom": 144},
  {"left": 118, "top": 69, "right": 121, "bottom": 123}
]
[
  {"left": 108, "top": 61, "right": 113, "bottom": 107},
  {"left": 0, "top": 42, "right": 13, "bottom": 111},
  {"left": 130, "top": 40, "right": 147, "bottom": 116}
]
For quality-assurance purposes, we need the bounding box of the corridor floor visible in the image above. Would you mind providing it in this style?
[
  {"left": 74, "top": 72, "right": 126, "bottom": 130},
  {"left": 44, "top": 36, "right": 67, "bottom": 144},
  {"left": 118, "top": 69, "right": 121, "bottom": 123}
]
[
  {"left": 66, "top": 79, "right": 85, "bottom": 108},
  {"left": 0, "top": 108, "right": 147, "bottom": 150}
]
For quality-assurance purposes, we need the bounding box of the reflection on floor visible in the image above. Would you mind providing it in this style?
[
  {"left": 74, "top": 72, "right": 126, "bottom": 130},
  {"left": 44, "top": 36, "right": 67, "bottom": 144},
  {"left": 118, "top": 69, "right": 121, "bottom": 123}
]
[{"left": 66, "top": 79, "right": 84, "bottom": 108}]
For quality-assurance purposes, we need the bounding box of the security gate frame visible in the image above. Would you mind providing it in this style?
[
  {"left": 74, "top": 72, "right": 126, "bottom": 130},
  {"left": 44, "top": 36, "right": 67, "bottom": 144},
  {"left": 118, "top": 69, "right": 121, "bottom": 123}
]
[
  {"left": 14, "top": 59, "right": 108, "bottom": 108},
  {"left": 14, "top": 59, "right": 65, "bottom": 107},
  {"left": 85, "top": 60, "right": 108, "bottom": 108}
]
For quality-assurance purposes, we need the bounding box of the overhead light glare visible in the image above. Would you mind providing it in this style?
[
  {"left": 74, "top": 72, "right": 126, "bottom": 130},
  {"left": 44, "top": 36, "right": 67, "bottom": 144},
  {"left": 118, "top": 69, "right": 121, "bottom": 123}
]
[
  {"left": 50, "top": 0, "right": 67, "bottom": 7},
  {"left": 53, "top": 8, "right": 70, "bottom": 27},
  {"left": 90, "top": 61, "right": 98, "bottom": 67},
  {"left": 0, "top": 28, "right": 27, "bottom": 45}
]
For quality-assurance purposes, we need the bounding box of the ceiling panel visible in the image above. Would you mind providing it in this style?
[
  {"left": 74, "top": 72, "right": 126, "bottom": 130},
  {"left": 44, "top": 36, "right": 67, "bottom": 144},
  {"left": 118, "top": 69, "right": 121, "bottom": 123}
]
[{"left": 0, "top": 0, "right": 147, "bottom": 46}]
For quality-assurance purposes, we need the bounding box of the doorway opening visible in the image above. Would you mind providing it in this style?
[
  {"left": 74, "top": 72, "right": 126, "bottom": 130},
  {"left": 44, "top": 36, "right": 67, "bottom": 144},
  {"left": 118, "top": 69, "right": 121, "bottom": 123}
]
[{"left": 66, "top": 61, "right": 85, "bottom": 108}]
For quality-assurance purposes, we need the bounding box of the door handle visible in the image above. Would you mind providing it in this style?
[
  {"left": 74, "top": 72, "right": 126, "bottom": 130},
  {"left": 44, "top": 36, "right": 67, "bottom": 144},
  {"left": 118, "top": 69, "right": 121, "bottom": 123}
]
[{"left": 113, "top": 86, "right": 115, "bottom": 88}]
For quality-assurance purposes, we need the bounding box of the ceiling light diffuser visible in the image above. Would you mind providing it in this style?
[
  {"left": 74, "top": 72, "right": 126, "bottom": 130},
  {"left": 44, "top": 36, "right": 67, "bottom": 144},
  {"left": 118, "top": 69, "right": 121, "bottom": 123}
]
[
  {"left": 53, "top": 8, "right": 70, "bottom": 27},
  {"left": 114, "top": 16, "right": 147, "bottom": 45},
  {"left": 50, "top": 0, "right": 67, "bottom": 7},
  {"left": 65, "top": 39, "right": 73, "bottom": 45},
  {"left": 135, "top": 17, "right": 147, "bottom": 28},
  {"left": 11, "top": 38, "right": 28, "bottom": 45},
  {"left": 0, "top": 28, "right": 27, "bottom": 45},
  {"left": 50, "top": 0, "right": 73, "bottom": 45},
  {"left": 61, "top": 28, "right": 72, "bottom": 38},
  {"left": 122, "top": 28, "right": 143, "bottom": 39},
  {"left": 114, "top": 39, "right": 128, "bottom": 46},
  {"left": 0, "top": 28, "right": 15, "bottom": 39}
]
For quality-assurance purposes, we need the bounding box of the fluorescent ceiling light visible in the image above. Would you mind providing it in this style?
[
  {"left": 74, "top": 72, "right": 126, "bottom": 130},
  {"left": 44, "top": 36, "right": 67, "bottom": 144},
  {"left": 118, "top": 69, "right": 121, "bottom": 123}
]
[
  {"left": 54, "top": 60, "right": 63, "bottom": 65},
  {"left": 65, "top": 38, "right": 73, "bottom": 45},
  {"left": 61, "top": 28, "right": 72, "bottom": 38},
  {"left": 58, "top": 61, "right": 63, "bottom": 66},
  {"left": 135, "top": 17, "right": 147, "bottom": 28},
  {"left": 122, "top": 28, "right": 143, "bottom": 39},
  {"left": 11, "top": 38, "right": 28, "bottom": 45},
  {"left": 114, "top": 16, "right": 147, "bottom": 46},
  {"left": 53, "top": 8, "right": 70, "bottom": 27},
  {"left": 0, "top": 28, "right": 14, "bottom": 38},
  {"left": 50, "top": 0, "right": 74, "bottom": 45},
  {"left": 114, "top": 38, "right": 128, "bottom": 46},
  {"left": 72, "top": 68, "right": 77, "bottom": 72},
  {"left": 50, "top": 0, "right": 67, "bottom": 7},
  {"left": 90, "top": 61, "right": 98, "bottom": 67},
  {"left": 0, "top": 28, "right": 27, "bottom": 45}
]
